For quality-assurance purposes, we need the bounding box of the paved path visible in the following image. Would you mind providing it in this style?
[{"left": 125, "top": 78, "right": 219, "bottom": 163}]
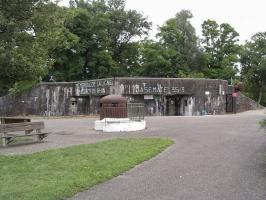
[
  {"left": 70, "top": 110, "right": 266, "bottom": 200},
  {"left": 1, "top": 110, "right": 266, "bottom": 199}
]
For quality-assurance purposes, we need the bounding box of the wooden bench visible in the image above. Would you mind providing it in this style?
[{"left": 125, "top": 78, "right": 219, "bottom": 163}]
[
  {"left": 0, "top": 117, "right": 31, "bottom": 124},
  {"left": 0, "top": 122, "right": 49, "bottom": 147}
]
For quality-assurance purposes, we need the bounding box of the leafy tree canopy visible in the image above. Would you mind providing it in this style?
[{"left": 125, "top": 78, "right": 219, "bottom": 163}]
[
  {"left": 0, "top": 0, "right": 77, "bottom": 95},
  {"left": 48, "top": 0, "right": 151, "bottom": 81},
  {"left": 240, "top": 32, "right": 266, "bottom": 104},
  {"left": 140, "top": 10, "right": 204, "bottom": 78},
  {"left": 201, "top": 19, "right": 240, "bottom": 81},
  {"left": 1, "top": 1, "right": 265, "bottom": 107}
]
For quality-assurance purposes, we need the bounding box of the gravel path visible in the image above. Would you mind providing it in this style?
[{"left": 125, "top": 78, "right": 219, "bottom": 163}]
[{"left": 1, "top": 110, "right": 266, "bottom": 200}]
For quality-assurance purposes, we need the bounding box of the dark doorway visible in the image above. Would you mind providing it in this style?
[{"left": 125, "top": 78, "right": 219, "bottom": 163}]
[
  {"left": 226, "top": 94, "right": 234, "bottom": 113},
  {"left": 166, "top": 96, "right": 183, "bottom": 116},
  {"left": 76, "top": 97, "right": 90, "bottom": 115}
]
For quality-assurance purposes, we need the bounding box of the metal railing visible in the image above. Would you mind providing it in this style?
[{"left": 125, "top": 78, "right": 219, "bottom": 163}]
[
  {"left": 127, "top": 103, "right": 145, "bottom": 121},
  {"left": 100, "top": 103, "right": 145, "bottom": 121},
  {"left": 100, "top": 106, "right": 127, "bottom": 120}
]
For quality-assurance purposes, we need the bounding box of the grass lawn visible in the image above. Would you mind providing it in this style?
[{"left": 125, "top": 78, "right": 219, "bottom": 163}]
[{"left": 0, "top": 138, "right": 173, "bottom": 200}]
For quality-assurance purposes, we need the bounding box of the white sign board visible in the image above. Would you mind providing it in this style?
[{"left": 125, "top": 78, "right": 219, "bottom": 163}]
[{"left": 144, "top": 95, "right": 154, "bottom": 100}]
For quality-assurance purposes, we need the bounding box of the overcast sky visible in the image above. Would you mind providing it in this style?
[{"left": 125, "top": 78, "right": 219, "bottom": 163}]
[{"left": 60, "top": 0, "right": 266, "bottom": 43}]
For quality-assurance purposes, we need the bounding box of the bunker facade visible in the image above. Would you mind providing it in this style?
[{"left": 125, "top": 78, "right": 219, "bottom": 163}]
[
  {"left": 75, "top": 77, "right": 228, "bottom": 116},
  {"left": 0, "top": 77, "right": 233, "bottom": 116}
]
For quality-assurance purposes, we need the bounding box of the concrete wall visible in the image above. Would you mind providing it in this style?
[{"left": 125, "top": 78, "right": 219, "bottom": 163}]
[
  {"left": 114, "top": 78, "right": 228, "bottom": 116},
  {"left": 0, "top": 83, "right": 75, "bottom": 116},
  {"left": 0, "top": 77, "right": 229, "bottom": 116},
  {"left": 235, "top": 92, "right": 264, "bottom": 113}
]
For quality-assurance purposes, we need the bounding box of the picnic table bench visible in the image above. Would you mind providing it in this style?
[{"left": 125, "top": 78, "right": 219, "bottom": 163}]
[
  {"left": 0, "top": 117, "right": 31, "bottom": 124},
  {"left": 0, "top": 119, "right": 49, "bottom": 147}
]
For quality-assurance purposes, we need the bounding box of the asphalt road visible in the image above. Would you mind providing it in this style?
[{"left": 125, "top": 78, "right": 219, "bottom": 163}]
[
  {"left": 70, "top": 110, "right": 266, "bottom": 200},
  {"left": 1, "top": 110, "right": 266, "bottom": 200}
]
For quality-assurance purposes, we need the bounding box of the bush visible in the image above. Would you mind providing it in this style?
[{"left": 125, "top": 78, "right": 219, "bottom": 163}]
[
  {"left": 260, "top": 119, "right": 266, "bottom": 130},
  {"left": 9, "top": 80, "right": 38, "bottom": 96}
]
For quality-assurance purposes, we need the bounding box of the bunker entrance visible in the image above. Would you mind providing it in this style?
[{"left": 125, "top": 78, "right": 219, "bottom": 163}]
[{"left": 166, "top": 95, "right": 193, "bottom": 116}]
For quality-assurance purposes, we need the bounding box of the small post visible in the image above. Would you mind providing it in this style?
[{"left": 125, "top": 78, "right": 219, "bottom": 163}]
[
  {"left": 36, "top": 129, "right": 42, "bottom": 142},
  {"left": 2, "top": 133, "right": 7, "bottom": 147}
]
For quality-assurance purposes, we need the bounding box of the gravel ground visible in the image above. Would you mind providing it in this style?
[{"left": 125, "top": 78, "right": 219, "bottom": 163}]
[{"left": 1, "top": 109, "right": 266, "bottom": 200}]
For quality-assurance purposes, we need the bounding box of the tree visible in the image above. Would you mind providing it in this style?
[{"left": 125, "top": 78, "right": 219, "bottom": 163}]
[
  {"left": 0, "top": 0, "right": 45, "bottom": 95},
  {"left": 140, "top": 10, "right": 204, "bottom": 77},
  {"left": 106, "top": 0, "right": 151, "bottom": 76},
  {"left": 49, "top": 0, "right": 151, "bottom": 81},
  {"left": 0, "top": 0, "right": 75, "bottom": 95},
  {"left": 139, "top": 40, "right": 171, "bottom": 77},
  {"left": 240, "top": 32, "right": 266, "bottom": 105},
  {"left": 201, "top": 20, "right": 240, "bottom": 81}
]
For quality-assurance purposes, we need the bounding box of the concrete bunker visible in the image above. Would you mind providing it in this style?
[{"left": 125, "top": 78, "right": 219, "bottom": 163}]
[{"left": 0, "top": 77, "right": 262, "bottom": 117}]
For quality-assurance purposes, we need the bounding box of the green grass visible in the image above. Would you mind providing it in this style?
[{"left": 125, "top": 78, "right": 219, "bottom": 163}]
[
  {"left": 260, "top": 119, "right": 266, "bottom": 131},
  {"left": 0, "top": 138, "right": 173, "bottom": 200}
]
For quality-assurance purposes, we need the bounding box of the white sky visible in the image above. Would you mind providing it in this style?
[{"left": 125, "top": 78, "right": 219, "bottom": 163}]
[{"left": 59, "top": 0, "right": 266, "bottom": 43}]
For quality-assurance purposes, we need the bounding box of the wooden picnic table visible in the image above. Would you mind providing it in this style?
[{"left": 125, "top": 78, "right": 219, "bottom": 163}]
[
  {"left": 0, "top": 121, "right": 49, "bottom": 147},
  {"left": 0, "top": 117, "right": 49, "bottom": 147},
  {"left": 0, "top": 117, "right": 31, "bottom": 124}
]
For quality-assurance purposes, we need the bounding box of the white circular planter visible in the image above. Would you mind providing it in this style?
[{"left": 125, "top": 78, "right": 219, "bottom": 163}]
[{"left": 95, "top": 118, "right": 146, "bottom": 132}]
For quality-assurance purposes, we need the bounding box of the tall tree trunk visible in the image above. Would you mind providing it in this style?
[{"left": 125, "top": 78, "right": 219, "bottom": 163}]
[{"left": 258, "top": 86, "right": 263, "bottom": 104}]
